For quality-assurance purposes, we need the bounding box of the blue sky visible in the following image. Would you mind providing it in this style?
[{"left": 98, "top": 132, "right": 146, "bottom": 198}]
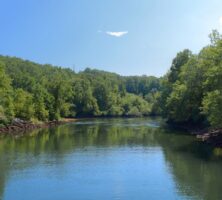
[{"left": 1, "top": 0, "right": 222, "bottom": 77}]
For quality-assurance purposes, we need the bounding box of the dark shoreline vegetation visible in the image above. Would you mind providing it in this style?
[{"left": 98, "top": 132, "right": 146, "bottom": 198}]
[
  {"left": 1, "top": 30, "right": 222, "bottom": 145},
  {"left": 0, "top": 118, "right": 77, "bottom": 134}
]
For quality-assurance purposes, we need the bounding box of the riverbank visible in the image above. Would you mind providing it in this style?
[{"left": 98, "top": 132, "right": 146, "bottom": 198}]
[
  {"left": 165, "top": 121, "right": 222, "bottom": 147},
  {"left": 195, "top": 129, "right": 222, "bottom": 147},
  {"left": 0, "top": 116, "right": 153, "bottom": 134},
  {"left": 0, "top": 118, "right": 77, "bottom": 134},
  {"left": 2, "top": 117, "right": 222, "bottom": 147}
]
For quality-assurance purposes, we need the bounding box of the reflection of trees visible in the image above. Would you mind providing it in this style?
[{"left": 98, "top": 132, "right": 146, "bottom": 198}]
[
  {"left": 0, "top": 151, "right": 7, "bottom": 200},
  {"left": 0, "top": 118, "right": 161, "bottom": 199},
  {"left": 0, "top": 118, "right": 222, "bottom": 199},
  {"left": 154, "top": 129, "right": 222, "bottom": 200},
  {"left": 165, "top": 150, "right": 222, "bottom": 200}
]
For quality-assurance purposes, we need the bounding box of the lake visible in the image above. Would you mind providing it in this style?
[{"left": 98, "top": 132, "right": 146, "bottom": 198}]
[{"left": 0, "top": 118, "right": 222, "bottom": 200}]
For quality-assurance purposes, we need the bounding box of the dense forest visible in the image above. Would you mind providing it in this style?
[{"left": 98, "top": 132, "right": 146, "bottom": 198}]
[
  {"left": 1, "top": 30, "right": 222, "bottom": 129},
  {"left": 0, "top": 54, "right": 160, "bottom": 125},
  {"left": 159, "top": 30, "right": 222, "bottom": 128}
]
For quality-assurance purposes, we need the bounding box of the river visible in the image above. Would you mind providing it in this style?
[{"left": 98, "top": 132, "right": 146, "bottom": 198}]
[{"left": 0, "top": 118, "right": 222, "bottom": 200}]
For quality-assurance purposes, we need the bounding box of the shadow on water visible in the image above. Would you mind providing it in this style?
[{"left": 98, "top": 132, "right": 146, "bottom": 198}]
[{"left": 0, "top": 117, "right": 222, "bottom": 200}]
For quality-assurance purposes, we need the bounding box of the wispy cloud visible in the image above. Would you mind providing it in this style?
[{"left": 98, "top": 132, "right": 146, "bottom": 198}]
[{"left": 106, "top": 31, "right": 128, "bottom": 37}]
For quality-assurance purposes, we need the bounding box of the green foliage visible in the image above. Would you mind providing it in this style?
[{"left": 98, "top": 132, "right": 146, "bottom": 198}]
[
  {"left": 108, "top": 105, "right": 124, "bottom": 116},
  {"left": 122, "top": 94, "right": 151, "bottom": 117},
  {"left": 32, "top": 85, "right": 49, "bottom": 121},
  {"left": 72, "top": 79, "right": 100, "bottom": 116},
  {"left": 168, "top": 49, "right": 192, "bottom": 83},
  {"left": 93, "top": 82, "right": 111, "bottom": 113},
  {"left": 0, "top": 56, "right": 159, "bottom": 123},
  {"left": 159, "top": 30, "right": 222, "bottom": 128},
  {"left": 0, "top": 105, "right": 7, "bottom": 124},
  {"left": 13, "top": 89, "right": 34, "bottom": 120},
  {"left": 209, "top": 30, "right": 222, "bottom": 45},
  {"left": 125, "top": 75, "right": 160, "bottom": 96},
  {"left": 202, "top": 90, "right": 222, "bottom": 127},
  {"left": 0, "top": 62, "right": 14, "bottom": 121}
]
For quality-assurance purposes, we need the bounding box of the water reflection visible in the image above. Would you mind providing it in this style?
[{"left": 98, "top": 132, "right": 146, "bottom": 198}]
[{"left": 0, "top": 118, "right": 222, "bottom": 200}]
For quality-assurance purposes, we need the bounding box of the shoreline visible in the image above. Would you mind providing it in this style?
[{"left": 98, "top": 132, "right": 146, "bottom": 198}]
[
  {"left": 0, "top": 118, "right": 77, "bottom": 135},
  {"left": 165, "top": 121, "right": 222, "bottom": 147},
  {"left": 1, "top": 117, "right": 222, "bottom": 147},
  {"left": 0, "top": 115, "right": 158, "bottom": 135}
]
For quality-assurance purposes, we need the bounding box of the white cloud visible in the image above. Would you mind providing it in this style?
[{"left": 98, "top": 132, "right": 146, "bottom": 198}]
[{"left": 106, "top": 31, "right": 128, "bottom": 37}]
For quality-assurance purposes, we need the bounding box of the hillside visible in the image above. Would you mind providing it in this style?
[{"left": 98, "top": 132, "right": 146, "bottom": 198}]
[{"left": 0, "top": 56, "right": 160, "bottom": 124}]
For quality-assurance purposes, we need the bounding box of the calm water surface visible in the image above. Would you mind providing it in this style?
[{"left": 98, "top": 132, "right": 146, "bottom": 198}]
[{"left": 0, "top": 118, "right": 222, "bottom": 200}]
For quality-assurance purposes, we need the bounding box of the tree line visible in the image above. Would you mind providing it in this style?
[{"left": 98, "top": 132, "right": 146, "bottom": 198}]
[
  {"left": 157, "top": 30, "right": 222, "bottom": 128},
  {"left": 1, "top": 30, "right": 222, "bottom": 129},
  {"left": 0, "top": 56, "right": 160, "bottom": 125}
]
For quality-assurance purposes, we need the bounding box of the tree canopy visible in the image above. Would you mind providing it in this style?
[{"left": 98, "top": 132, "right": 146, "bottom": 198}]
[
  {"left": 158, "top": 30, "right": 222, "bottom": 128},
  {"left": 0, "top": 56, "right": 160, "bottom": 123}
]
